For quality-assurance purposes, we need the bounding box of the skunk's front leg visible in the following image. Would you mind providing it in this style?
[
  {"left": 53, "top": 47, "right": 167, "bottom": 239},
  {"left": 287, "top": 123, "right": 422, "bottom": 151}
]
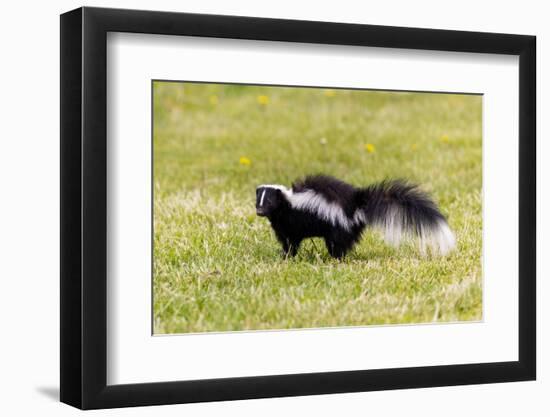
[
  {"left": 281, "top": 237, "right": 301, "bottom": 257},
  {"left": 273, "top": 229, "right": 301, "bottom": 257},
  {"left": 325, "top": 239, "right": 347, "bottom": 259}
]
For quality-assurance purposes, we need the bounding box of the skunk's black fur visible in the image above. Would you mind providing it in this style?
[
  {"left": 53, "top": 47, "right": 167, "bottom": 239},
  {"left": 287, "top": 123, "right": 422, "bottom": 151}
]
[{"left": 256, "top": 175, "right": 455, "bottom": 259}]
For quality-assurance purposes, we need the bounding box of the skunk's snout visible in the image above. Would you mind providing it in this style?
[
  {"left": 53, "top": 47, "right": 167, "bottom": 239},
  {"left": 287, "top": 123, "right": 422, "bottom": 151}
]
[{"left": 256, "top": 207, "right": 267, "bottom": 216}]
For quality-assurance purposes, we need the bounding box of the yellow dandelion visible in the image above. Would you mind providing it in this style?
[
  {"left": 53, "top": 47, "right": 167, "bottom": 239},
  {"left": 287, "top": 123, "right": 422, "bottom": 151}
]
[
  {"left": 364, "top": 143, "right": 376, "bottom": 153},
  {"left": 257, "top": 95, "right": 269, "bottom": 105},
  {"left": 440, "top": 134, "right": 450, "bottom": 143},
  {"left": 324, "top": 89, "right": 336, "bottom": 97},
  {"left": 411, "top": 143, "right": 418, "bottom": 151},
  {"left": 209, "top": 95, "right": 219, "bottom": 105},
  {"left": 239, "top": 156, "right": 251, "bottom": 166}
]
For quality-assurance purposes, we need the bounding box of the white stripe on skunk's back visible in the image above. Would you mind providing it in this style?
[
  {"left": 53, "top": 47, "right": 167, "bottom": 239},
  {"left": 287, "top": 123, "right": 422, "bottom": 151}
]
[{"left": 288, "top": 189, "right": 355, "bottom": 231}]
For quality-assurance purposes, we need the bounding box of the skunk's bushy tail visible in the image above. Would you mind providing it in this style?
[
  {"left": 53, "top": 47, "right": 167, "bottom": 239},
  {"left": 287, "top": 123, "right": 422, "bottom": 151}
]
[{"left": 355, "top": 180, "right": 456, "bottom": 256}]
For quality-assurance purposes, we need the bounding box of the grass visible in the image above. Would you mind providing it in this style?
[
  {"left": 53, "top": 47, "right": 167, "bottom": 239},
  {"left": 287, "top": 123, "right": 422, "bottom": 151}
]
[{"left": 153, "top": 81, "right": 482, "bottom": 334}]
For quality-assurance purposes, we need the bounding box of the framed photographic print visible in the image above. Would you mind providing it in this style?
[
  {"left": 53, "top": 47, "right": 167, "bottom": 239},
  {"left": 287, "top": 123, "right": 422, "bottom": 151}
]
[{"left": 60, "top": 6, "right": 536, "bottom": 409}]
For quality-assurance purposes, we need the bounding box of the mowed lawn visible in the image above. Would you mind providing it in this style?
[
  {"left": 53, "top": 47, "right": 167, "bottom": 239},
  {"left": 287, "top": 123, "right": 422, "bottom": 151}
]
[{"left": 153, "top": 81, "right": 482, "bottom": 334}]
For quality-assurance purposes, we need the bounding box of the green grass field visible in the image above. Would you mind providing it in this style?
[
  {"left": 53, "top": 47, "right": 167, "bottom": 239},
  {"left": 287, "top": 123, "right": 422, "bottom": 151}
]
[{"left": 153, "top": 81, "right": 482, "bottom": 334}]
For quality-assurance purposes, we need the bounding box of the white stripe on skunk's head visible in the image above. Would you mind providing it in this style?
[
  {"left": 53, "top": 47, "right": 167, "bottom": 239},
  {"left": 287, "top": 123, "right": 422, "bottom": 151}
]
[{"left": 255, "top": 184, "right": 293, "bottom": 217}]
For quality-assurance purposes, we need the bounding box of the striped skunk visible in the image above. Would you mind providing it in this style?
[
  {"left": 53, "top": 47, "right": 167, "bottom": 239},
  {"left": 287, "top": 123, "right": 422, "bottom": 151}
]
[{"left": 256, "top": 175, "right": 455, "bottom": 259}]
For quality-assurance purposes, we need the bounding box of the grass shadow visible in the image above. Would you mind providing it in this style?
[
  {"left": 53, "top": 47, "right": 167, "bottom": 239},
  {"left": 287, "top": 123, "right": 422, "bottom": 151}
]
[{"left": 251, "top": 240, "right": 411, "bottom": 265}]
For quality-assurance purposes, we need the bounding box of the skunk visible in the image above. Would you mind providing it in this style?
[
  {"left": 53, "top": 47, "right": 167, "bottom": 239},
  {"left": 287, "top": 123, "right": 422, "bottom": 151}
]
[{"left": 256, "top": 175, "right": 455, "bottom": 259}]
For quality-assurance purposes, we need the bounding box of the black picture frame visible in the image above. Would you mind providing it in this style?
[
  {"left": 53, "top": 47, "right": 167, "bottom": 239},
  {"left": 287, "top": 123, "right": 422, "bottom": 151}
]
[{"left": 60, "top": 6, "right": 536, "bottom": 410}]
